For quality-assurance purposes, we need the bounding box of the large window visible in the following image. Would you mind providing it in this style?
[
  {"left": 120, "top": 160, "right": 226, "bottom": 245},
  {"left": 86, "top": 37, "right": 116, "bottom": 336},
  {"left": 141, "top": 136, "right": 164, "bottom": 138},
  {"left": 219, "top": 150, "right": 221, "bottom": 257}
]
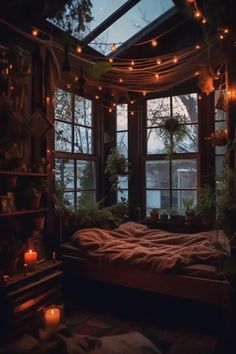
[
  {"left": 55, "top": 89, "right": 96, "bottom": 209},
  {"left": 145, "top": 94, "right": 199, "bottom": 215},
  {"left": 116, "top": 104, "right": 128, "bottom": 202}
]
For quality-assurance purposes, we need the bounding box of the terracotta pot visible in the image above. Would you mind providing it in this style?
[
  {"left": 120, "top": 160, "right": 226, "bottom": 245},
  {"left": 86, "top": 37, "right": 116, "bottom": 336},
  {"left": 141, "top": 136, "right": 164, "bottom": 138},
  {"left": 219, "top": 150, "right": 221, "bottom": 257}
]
[{"left": 150, "top": 209, "right": 159, "bottom": 222}]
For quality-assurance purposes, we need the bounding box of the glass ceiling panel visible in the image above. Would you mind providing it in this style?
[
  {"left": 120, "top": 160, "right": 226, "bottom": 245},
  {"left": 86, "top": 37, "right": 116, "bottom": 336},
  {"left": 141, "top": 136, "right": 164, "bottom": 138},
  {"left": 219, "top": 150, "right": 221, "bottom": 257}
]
[
  {"left": 89, "top": 0, "right": 174, "bottom": 55},
  {"left": 48, "top": 0, "right": 127, "bottom": 40}
]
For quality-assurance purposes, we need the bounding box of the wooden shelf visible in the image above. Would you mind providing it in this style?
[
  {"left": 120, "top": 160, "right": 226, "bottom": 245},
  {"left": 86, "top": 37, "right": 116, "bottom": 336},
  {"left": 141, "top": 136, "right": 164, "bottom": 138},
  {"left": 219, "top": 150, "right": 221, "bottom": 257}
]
[
  {"left": 0, "top": 208, "right": 49, "bottom": 217},
  {"left": 0, "top": 170, "right": 48, "bottom": 177}
]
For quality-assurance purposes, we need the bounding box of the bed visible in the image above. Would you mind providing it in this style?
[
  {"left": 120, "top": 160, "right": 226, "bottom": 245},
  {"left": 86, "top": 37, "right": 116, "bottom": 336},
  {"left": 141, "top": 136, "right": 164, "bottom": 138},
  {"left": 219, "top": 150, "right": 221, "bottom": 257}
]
[{"left": 61, "top": 222, "right": 232, "bottom": 339}]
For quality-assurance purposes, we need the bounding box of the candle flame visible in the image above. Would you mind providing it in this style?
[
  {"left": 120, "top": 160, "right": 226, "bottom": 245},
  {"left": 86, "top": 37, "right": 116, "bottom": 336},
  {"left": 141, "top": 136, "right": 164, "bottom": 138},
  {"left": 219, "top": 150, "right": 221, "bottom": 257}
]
[{"left": 51, "top": 309, "right": 55, "bottom": 315}]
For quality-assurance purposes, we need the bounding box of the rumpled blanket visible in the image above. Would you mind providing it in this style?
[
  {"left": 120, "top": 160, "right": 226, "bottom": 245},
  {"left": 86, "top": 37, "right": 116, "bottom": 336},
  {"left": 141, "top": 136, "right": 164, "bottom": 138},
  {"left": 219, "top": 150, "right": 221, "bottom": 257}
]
[
  {"left": 1, "top": 326, "right": 161, "bottom": 354},
  {"left": 71, "top": 222, "right": 229, "bottom": 272}
]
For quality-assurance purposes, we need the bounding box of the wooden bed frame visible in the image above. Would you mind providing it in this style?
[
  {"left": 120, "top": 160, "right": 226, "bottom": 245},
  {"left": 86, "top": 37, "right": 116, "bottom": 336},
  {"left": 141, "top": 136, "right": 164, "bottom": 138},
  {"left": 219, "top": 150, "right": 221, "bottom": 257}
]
[{"left": 62, "top": 253, "right": 231, "bottom": 341}]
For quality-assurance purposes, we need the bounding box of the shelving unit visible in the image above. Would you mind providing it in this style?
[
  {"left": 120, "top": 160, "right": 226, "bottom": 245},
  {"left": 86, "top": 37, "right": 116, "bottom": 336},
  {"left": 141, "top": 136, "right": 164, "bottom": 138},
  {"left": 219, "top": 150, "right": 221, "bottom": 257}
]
[
  {"left": 0, "top": 171, "right": 48, "bottom": 177},
  {"left": 0, "top": 208, "right": 49, "bottom": 217}
]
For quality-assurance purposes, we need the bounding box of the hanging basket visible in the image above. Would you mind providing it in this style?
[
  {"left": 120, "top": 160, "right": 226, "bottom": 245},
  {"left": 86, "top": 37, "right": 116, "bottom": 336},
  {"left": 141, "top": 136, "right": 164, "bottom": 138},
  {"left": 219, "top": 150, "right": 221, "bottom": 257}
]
[{"left": 205, "top": 129, "right": 228, "bottom": 146}]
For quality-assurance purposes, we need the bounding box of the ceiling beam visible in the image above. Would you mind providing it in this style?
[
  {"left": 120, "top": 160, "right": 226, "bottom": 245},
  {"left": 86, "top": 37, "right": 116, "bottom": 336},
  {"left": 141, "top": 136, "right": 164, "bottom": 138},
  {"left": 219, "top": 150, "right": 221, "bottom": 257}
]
[{"left": 82, "top": 0, "right": 141, "bottom": 45}]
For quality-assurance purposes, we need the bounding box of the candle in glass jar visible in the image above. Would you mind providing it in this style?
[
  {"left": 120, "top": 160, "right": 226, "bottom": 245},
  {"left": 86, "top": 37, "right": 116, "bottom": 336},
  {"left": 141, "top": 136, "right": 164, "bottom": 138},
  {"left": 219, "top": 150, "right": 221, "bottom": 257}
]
[
  {"left": 45, "top": 307, "right": 60, "bottom": 328},
  {"left": 24, "top": 250, "right": 37, "bottom": 270}
]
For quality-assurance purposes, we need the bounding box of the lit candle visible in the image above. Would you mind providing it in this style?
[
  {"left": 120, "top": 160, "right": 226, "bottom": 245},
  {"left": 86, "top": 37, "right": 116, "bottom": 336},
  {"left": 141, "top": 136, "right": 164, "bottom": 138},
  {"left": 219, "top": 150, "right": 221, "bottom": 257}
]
[
  {"left": 24, "top": 250, "right": 37, "bottom": 271},
  {"left": 44, "top": 307, "right": 60, "bottom": 328}
]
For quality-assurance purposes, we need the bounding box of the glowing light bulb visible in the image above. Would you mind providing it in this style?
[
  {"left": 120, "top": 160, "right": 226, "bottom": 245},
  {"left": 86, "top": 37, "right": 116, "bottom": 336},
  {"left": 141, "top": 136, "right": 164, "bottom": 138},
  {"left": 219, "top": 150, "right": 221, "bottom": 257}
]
[
  {"left": 130, "top": 111, "right": 134, "bottom": 116},
  {"left": 195, "top": 44, "right": 200, "bottom": 49},
  {"left": 194, "top": 71, "right": 200, "bottom": 76},
  {"left": 202, "top": 18, "right": 207, "bottom": 24},
  {"left": 111, "top": 43, "right": 117, "bottom": 52},
  {"left": 151, "top": 39, "right": 158, "bottom": 47},
  {"left": 155, "top": 73, "right": 159, "bottom": 79},
  {"left": 76, "top": 46, "right": 82, "bottom": 53},
  {"left": 108, "top": 108, "right": 113, "bottom": 112},
  {"left": 131, "top": 60, "right": 135, "bottom": 66},
  {"left": 98, "top": 85, "right": 102, "bottom": 91},
  {"left": 219, "top": 34, "right": 224, "bottom": 40},
  {"left": 95, "top": 95, "right": 99, "bottom": 100},
  {"left": 32, "top": 29, "right": 39, "bottom": 36},
  {"left": 194, "top": 11, "right": 201, "bottom": 19},
  {"left": 173, "top": 56, "right": 178, "bottom": 63},
  {"left": 143, "top": 91, "right": 147, "bottom": 96},
  {"left": 119, "top": 78, "right": 123, "bottom": 83},
  {"left": 156, "top": 59, "right": 162, "bottom": 65},
  {"left": 128, "top": 66, "right": 133, "bottom": 71},
  {"left": 198, "top": 95, "right": 202, "bottom": 100},
  {"left": 109, "top": 58, "right": 113, "bottom": 63},
  {"left": 130, "top": 100, "right": 134, "bottom": 104},
  {"left": 224, "top": 28, "right": 229, "bottom": 34}
]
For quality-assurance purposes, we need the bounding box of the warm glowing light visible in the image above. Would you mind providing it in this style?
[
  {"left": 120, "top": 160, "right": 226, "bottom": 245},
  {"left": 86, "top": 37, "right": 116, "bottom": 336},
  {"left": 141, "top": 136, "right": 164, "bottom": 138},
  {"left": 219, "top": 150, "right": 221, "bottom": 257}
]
[
  {"left": 98, "top": 85, "right": 102, "bottom": 91},
  {"left": 109, "top": 58, "right": 113, "bottom": 63},
  {"left": 130, "top": 111, "right": 134, "bottom": 116},
  {"left": 32, "top": 29, "right": 39, "bottom": 36},
  {"left": 195, "top": 44, "right": 200, "bottom": 49},
  {"left": 143, "top": 91, "right": 147, "bottom": 96},
  {"left": 111, "top": 43, "right": 117, "bottom": 52},
  {"left": 112, "top": 102, "right": 116, "bottom": 107},
  {"left": 74, "top": 76, "right": 79, "bottom": 81},
  {"left": 131, "top": 60, "right": 135, "bottom": 66},
  {"left": 67, "top": 84, "right": 71, "bottom": 89},
  {"left": 173, "top": 56, "right": 178, "bottom": 63},
  {"left": 224, "top": 28, "right": 229, "bottom": 34},
  {"left": 128, "top": 66, "right": 133, "bottom": 71},
  {"left": 151, "top": 39, "right": 158, "bottom": 47},
  {"left": 227, "top": 90, "right": 231, "bottom": 96},
  {"left": 202, "top": 18, "right": 207, "bottom": 24},
  {"left": 130, "top": 100, "right": 134, "bottom": 104},
  {"left": 156, "top": 59, "right": 162, "bottom": 65},
  {"left": 76, "top": 45, "right": 82, "bottom": 53},
  {"left": 109, "top": 108, "right": 113, "bottom": 112},
  {"left": 155, "top": 73, "right": 159, "bottom": 79},
  {"left": 186, "top": 0, "right": 194, "bottom": 3},
  {"left": 219, "top": 34, "right": 224, "bottom": 40},
  {"left": 95, "top": 95, "right": 99, "bottom": 100},
  {"left": 194, "top": 71, "right": 200, "bottom": 76},
  {"left": 9, "top": 64, "right": 13, "bottom": 69},
  {"left": 46, "top": 96, "right": 50, "bottom": 104},
  {"left": 198, "top": 95, "right": 202, "bottom": 100},
  {"left": 194, "top": 11, "right": 201, "bottom": 19},
  {"left": 10, "top": 85, "right": 14, "bottom": 91},
  {"left": 119, "top": 78, "right": 123, "bottom": 83}
]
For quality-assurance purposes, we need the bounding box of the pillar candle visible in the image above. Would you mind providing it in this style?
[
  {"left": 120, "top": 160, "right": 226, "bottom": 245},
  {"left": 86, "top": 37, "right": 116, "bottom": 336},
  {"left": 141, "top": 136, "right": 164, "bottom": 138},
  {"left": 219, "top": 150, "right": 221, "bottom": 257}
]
[
  {"left": 24, "top": 250, "right": 37, "bottom": 270},
  {"left": 44, "top": 307, "right": 60, "bottom": 328}
]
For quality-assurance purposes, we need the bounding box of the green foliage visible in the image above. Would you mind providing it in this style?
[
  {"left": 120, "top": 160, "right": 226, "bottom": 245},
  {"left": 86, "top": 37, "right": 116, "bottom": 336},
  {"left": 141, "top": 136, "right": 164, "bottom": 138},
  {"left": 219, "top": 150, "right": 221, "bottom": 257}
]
[
  {"left": 105, "top": 148, "right": 131, "bottom": 192},
  {"left": 159, "top": 114, "right": 189, "bottom": 157},
  {"left": 183, "top": 197, "right": 197, "bottom": 215},
  {"left": 86, "top": 62, "right": 113, "bottom": 81},
  {"left": 197, "top": 184, "right": 216, "bottom": 222}
]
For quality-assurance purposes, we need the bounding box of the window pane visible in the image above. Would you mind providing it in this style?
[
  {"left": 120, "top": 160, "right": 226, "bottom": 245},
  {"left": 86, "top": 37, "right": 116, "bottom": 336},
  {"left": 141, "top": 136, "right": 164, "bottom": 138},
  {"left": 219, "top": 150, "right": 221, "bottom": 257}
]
[
  {"left": 216, "top": 155, "right": 225, "bottom": 177},
  {"left": 55, "top": 121, "right": 72, "bottom": 152},
  {"left": 117, "top": 104, "right": 128, "bottom": 131},
  {"left": 172, "top": 160, "right": 197, "bottom": 189},
  {"left": 55, "top": 89, "right": 72, "bottom": 121},
  {"left": 74, "top": 96, "right": 92, "bottom": 126},
  {"left": 172, "top": 190, "right": 197, "bottom": 213},
  {"left": 74, "top": 126, "right": 92, "bottom": 154},
  {"left": 172, "top": 94, "right": 198, "bottom": 123},
  {"left": 118, "top": 190, "right": 128, "bottom": 202},
  {"left": 147, "top": 98, "right": 170, "bottom": 127},
  {"left": 55, "top": 158, "right": 74, "bottom": 190},
  {"left": 77, "top": 161, "right": 96, "bottom": 189},
  {"left": 147, "top": 128, "right": 166, "bottom": 154},
  {"left": 118, "top": 175, "right": 128, "bottom": 189},
  {"left": 77, "top": 191, "right": 95, "bottom": 207},
  {"left": 146, "top": 190, "right": 170, "bottom": 215},
  {"left": 117, "top": 131, "right": 128, "bottom": 157},
  {"left": 176, "top": 124, "right": 198, "bottom": 152},
  {"left": 146, "top": 161, "right": 169, "bottom": 189}
]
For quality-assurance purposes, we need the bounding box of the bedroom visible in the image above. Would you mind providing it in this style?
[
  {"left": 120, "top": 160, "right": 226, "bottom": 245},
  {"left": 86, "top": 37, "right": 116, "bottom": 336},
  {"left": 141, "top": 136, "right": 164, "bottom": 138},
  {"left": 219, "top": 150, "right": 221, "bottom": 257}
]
[{"left": 0, "top": 0, "right": 235, "bottom": 353}]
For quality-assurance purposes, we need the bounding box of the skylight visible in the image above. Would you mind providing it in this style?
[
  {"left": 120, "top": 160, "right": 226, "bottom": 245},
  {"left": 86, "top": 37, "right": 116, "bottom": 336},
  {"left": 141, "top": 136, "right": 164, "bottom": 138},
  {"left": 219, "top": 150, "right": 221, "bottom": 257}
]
[{"left": 89, "top": 0, "right": 174, "bottom": 55}]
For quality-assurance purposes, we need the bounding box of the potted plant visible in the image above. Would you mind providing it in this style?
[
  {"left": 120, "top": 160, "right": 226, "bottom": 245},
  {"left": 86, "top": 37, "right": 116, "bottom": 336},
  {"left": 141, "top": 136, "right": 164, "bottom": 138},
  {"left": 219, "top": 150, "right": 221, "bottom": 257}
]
[
  {"left": 105, "top": 148, "right": 131, "bottom": 192},
  {"left": 183, "top": 197, "right": 199, "bottom": 225},
  {"left": 33, "top": 213, "right": 46, "bottom": 231},
  {"left": 150, "top": 208, "right": 159, "bottom": 222},
  {"left": 159, "top": 210, "right": 169, "bottom": 223}
]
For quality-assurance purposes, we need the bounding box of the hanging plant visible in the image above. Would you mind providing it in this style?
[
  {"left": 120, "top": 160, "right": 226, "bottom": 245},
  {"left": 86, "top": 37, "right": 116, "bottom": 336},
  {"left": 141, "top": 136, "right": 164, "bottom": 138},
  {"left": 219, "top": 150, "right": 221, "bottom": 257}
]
[
  {"left": 159, "top": 113, "right": 189, "bottom": 157},
  {"left": 105, "top": 148, "right": 131, "bottom": 192},
  {"left": 205, "top": 128, "right": 228, "bottom": 146}
]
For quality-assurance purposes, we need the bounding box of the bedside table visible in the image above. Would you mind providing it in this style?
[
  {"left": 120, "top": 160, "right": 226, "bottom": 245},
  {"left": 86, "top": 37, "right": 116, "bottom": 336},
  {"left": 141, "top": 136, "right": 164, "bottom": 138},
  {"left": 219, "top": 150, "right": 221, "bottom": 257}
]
[{"left": 0, "top": 260, "right": 63, "bottom": 342}]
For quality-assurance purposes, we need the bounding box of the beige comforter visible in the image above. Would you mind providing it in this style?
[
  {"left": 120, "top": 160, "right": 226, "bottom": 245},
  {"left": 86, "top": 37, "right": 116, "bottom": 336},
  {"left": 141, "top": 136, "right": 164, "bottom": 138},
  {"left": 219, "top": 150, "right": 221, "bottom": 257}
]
[{"left": 71, "top": 222, "right": 230, "bottom": 272}]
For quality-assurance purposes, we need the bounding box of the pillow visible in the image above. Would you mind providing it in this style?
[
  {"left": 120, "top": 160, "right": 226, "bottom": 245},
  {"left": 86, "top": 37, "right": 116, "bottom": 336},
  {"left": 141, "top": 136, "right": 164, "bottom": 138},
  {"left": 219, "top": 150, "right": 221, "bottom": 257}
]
[{"left": 117, "top": 221, "right": 149, "bottom": 234}]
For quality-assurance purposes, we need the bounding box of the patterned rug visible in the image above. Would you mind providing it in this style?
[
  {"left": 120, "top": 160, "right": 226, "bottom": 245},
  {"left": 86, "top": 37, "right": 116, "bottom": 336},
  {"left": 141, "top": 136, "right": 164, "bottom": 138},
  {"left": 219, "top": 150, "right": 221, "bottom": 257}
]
[{"left": 65, "top": 309, "right": 219, "bottom": 354}]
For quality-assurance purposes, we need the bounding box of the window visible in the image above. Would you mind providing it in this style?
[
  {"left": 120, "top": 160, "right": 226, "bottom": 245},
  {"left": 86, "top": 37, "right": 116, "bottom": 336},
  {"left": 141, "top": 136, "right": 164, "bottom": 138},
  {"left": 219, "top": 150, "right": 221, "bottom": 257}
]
[
  {"left": 145, "top": 94, "right": 199, "bottom": 215},
  {"left": 54, "top": 89, "right": 96, "bottom": 209},
  {"left": 116, "top": 104, "right": 128, "bottom": 202}
]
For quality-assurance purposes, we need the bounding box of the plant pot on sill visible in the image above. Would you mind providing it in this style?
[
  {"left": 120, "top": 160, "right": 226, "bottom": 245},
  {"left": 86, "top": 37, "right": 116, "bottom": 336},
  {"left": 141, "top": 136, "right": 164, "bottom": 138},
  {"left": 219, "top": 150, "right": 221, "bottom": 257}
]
[
  {"left": 33, "top": 214, "right": 45, "bottom": 230},
  {"left": 170, "top": 214, "right": 185, "bottom": 224},
  {"left": 150, "top": 208, "right": 159, "bottom": 223},
  {"left": 186, "top": 213, "right": 199, "bottom": 225}
]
